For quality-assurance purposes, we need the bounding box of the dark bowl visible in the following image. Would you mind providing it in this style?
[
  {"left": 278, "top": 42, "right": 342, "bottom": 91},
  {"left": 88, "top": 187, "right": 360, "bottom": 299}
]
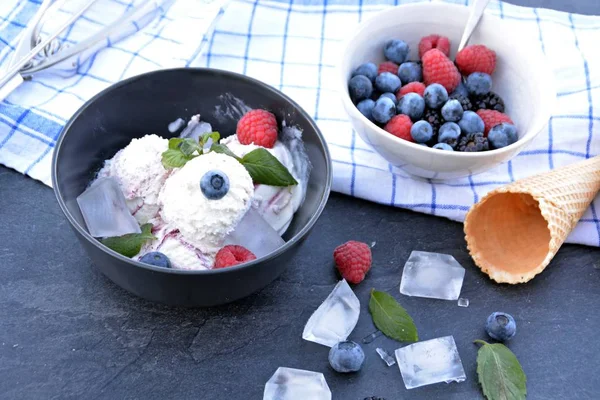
[{"left": 52, "top": 68, "right": 332, "bottom": 307}]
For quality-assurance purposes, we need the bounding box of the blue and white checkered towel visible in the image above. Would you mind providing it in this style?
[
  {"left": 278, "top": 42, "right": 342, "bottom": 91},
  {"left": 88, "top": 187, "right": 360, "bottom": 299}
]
[{"left": 1, "top": 0, "right": 600, "bottom": 247}]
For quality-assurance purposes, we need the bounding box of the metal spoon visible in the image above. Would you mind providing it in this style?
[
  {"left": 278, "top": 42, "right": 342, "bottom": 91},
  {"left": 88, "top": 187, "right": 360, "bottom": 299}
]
[{"left": 457, "top": 0, "right": 492, "bottom": 52}]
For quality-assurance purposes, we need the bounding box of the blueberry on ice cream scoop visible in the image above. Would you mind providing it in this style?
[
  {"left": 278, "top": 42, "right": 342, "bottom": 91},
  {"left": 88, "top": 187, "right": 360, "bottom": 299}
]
[
  {"left": 485, "top": 312, "right": 516, "bottom": 341},
  {"left": 200, "top": 169, "right": 230, "bottom": 200}
]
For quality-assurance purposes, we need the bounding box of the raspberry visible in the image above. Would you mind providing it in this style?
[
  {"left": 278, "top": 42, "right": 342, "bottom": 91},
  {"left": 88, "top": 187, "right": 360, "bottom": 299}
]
[
  {"left": 334, "top": 241, "right": 372, "bottom": 284},
  {"left": 476, "top": 109, "right": 514, "bottom": 135},
  {"left": 214, "top": 245, "right": 257, "bottom": 269},
  {"left": 422, "top": 49, "right": 461, "bottom": 93},
  {"left": 455, "top": 44, "right": 496, "bottom": 76},
  {"left": 384, "top": 115, "right": 413, "bottom": 142},
  {"left": 397, "top": 82, "right": 426, "bottom": 99},
  {"left": 419, "top": 34, "right": 451, "bottom": 58},
  {"left": 378, "top": 61, "right": 399, "bottom": 75},
  {"left": 236, "top": 109, "right": 278, "bottom": 148}
]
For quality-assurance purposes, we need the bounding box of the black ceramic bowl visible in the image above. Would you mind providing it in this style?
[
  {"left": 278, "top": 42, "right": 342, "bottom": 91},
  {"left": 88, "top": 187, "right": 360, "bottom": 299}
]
[{"left": 52, "top": 68, "right": 332, "bottom": 307}]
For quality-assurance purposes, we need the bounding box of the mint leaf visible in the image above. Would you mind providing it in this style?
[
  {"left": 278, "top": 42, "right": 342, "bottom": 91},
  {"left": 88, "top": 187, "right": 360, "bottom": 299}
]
[
  {"left": 161, "top": 148, "right": 196, "bottom": 169},
  {"left": 241, "top": 148, "right": 298, "bottom": 186},
  {"left": 210, "top": 143, "right": 241, "bottom": 160},
  {"left": 168, "top": 138, "right": 184, "bottom": 150},
  {"left": 101, "top": 223, "right": 156, "bottom": 258},
  {"left": 179, "top": 138, "right": 201, "bottom": 156},
  {"left": 368, "top": 289, "right": 418, "bottom": 342},
  {"left": 474, "top": 340, "right": 527, "bottom": 400},
  {"left": 200, "top": 131, "right": 220, "bottom": 146}
]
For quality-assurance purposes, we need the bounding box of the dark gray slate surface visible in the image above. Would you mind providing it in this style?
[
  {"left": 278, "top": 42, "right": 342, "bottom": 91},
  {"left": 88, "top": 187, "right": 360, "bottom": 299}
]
[{"left": 1, "top": 1, "right": 599, "bottom": 399}]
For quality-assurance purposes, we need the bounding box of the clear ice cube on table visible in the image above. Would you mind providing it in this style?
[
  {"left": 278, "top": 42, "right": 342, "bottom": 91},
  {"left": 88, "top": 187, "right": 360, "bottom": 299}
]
[
  {"left": 457, "top": 298, "right": 469, "bottom": 307},
  {"left": 395, "top": 336, "right": 467, "bottom": 389},
  {"left": 223, "top": 208, "right": 285, "bottom": 258},
  {"left": 399, "top": 251, "right": 465, "bottom": 300},
  {"left": 263, "top": 367, "right": 331, "bottom": 400},
  {"left": 376, "top": 348, "right": 396, "bottom": 367},
  {"left": 76, "top": 177, "right": 141, "bottom": 238},
  {"left": 302, "top": 280, "right": 360, "bottom": 347}
]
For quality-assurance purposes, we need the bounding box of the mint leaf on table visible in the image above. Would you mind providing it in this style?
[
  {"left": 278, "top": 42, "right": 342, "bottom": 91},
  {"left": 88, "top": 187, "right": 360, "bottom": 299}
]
[
  {"left": 100, "top": 223, "right": 156, "bottom": 258},
  {"left": 368, "top": 289, "right": 418, "bottom": 342},
  {"left": 241, "top": 148, "right": 298, "bottom": 187},
  {"left": 474, "top": 340, "right": 527, "bottom": 400}
]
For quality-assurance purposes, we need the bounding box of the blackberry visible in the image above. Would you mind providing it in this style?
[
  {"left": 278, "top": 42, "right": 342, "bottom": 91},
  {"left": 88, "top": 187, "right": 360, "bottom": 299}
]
[
  {"left": 458, "top": 132, "right": 489, "bottom": 152},
  {"left": 423, "top": 108, "right": 444, "bottom": 144},
  {"left": 471, "top": 91, "right": 505, "bottom": 112},
  {"left": 449, "top": 93, "right": 472, "bottom": 111}
]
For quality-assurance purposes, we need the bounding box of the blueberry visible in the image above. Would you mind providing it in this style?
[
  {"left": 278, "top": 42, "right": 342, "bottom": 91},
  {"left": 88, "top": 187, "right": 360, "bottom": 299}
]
[
  {"left": 328, "top": 341, "right": 365, "bottom": 373},
  {"left": 397, "top": 93, "right": 425, "bottom": 121},
  {"left": 433, "top": 143, "right": 453, "bottom": 151},
  {"left": 140, "top": 252, "right": 171, "bottom": 268},
  {"left": 375, "top": 72, "right": 401, "bottom": 94},
  {"left": 423, "top": 83, "right": 448, "bottom": 109},
  {"left": 349, "top": 75, "right": 373, "bottom": 103},
  {"left": 441, "top": 99, "right": 464, "bottom": 122},
  {"left": 451, "top": 82, "right": 469, "bottom": 98},
  {"left": 352, "top": 62, "right": 378, "bottom": 83},
  {"left": 466, "top": 72, "right": 492, "bottom": 96},
  {"left": 410, "top": 120, "right": 433, "bottom": 143},
  {"left": 372, "top": 97, "right": 396, "bottom": 124},
  {"left": 488, "top": 123, "right": 518, "bottom": 149},
  {"left": 485, "top": 312, "right": 517, "bottom": 341},
  {"left": 458, "top": 111, "right": 485, "bottom": 134},
  {"left": 438, "top": 122, "right": 461, "bottom": 148},
  {"left": 379, "top": 92, "right": 397, "bottom": 105},
  {"left": 200, "top": 169, "right": 230, "bottom": 200},
  {"left": 397, "top": 62, "right": 422, "bottom": 84},
  {"left": 384, "top": 39, "right": 409, "bottom": 64},
  {"left": 356, "top": 99, "right": 375, "bottom": 120}
]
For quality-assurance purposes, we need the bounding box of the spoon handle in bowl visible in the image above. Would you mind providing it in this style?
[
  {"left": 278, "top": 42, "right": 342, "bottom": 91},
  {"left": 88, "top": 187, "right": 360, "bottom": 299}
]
[{"left": 458, "top": 0, "right": 492, "bottom": 52}]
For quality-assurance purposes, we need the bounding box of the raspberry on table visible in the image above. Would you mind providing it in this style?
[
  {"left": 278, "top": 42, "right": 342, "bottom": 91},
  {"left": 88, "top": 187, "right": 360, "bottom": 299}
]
[
  {"left": 214, "top": 245, "right": 257, "bottom": 268},
  {"left": 397, "top": 82, "right": 426, "bottom": 98},
  {"left": 378, "top": 61, "right": 399, "bottom": 75},
  {"left": 384, "top": 114, "right": 413, "bottom": 142},
  {"left": 418, "top": 34, "right": 451, "bottom": 58},
  {"left": 476, "top": 109, "right": 514, "bottom": 135},
  {"left": 236, "top": 109, "right": 278, "bottom": 148},
  {"left": 334, "top": 241, "right": 372, "bottom": 284},
  {"left": 455, "top": 44, "right": 496, "bottom": 76},
  {"left": 422, "top": 49, "right": 461, "bottom": 93}
]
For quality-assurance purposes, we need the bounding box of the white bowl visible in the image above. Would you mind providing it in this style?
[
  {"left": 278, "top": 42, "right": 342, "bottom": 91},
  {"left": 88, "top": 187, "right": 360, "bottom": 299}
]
[{"left": 338, "top": 3, "right": 555, "bottom": 180}]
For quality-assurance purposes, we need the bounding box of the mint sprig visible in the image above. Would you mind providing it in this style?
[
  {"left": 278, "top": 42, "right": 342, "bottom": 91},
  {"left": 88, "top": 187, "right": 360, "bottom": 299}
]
[
  {"left": 368, "top": 289, "right": 418, "bottom": 342},
  {"left": 474, "top": 340, "right": 527, "bottom": 400},
  {"left": 100, "top": 223, "right": 156, "bottom": 258},
  {"left": 161, "top": 133, "right": 298, "bottom": 187}
]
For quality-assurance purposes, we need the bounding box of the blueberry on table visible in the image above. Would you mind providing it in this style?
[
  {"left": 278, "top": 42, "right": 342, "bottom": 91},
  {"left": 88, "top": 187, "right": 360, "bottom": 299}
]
[
  {"left": 485, "top": 312, "right": 517, "bottom": 341},
  {"left": 329, "top": 341, "right": 365, "bottom": 373},
  {"left": 372, "top": 97, "right": 396, "bottom": 124},
  {"left": 200, "top": 169, "right": 230, "bottom": 200},
  {"left": 352, "top": 62, "right": 378, "bottom": 83},
  {"left": 349, "top": 75, "right": 373, "bottom": 103},
  {"left": 423, "top": 83, "right": 448, "bottom": 109},
  {"left": 466, "top": 72, "right": 492, "bottom": 96},
  {"left": 410, "top": 120, "right": 434, "bottom": 143},
  {"left": 441, "top": 99, "right": 464, "bottom": 122},
  {"left": 398, "top": 61, "right": 422, "bottom": 84},
  {"left": 356, "top": 99, "right": 375, "bottom": 120},
  {"left": 384, "top": 39, "right": 409, "bottom": 64},
  {"left": 458, "top": 111, "right": 485, "bottom": 134},
  {"left": 438, "top": 122, "right": 461, "bottom": 148},
  {"left": 375, "top": 72, "right": 401, "bottom": 94},
  {"left": 140, "top": 252, "right": 171, "bottom": 268},
  {"left": 397, "top": 92, "right": 425, "bottom": 121}
]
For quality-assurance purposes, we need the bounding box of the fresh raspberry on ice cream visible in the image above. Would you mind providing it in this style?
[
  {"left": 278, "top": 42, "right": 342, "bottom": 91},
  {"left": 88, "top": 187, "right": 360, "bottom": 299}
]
[{"left": 237, "top": 109, "right": 278, "bottom": 148}]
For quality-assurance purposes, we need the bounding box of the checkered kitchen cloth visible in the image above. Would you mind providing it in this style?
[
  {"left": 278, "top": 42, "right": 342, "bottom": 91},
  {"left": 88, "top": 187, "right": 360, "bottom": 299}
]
[{"left": 1, "top": 0, "right": 600, "bottom": 246}]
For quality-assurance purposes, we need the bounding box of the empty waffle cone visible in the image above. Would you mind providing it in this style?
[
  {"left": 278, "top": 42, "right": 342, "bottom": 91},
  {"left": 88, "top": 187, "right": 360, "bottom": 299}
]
[{"left": 464, "top": 156, "right": 600, "bottom": 284}]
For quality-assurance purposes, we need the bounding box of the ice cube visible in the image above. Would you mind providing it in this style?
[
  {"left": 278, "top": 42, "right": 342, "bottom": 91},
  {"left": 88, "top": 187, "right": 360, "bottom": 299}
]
[
  {"left": 263, "top": 367, "right": 331, "bottom": 400},
  {"left": 168, "top": 118, "right": 185, "bottom": 133},
  {"left": 457, "top": 298, "right": 469, "bottom": 307},
  {"left": 376, "top": 348, "right": 396, "bottom": 367},
  {"left": 223, "top": 208, "right": 285, "bottom": 258},
  {"left": 395, "top": 336, "right": 466, "bottom": 389},
  {"left": 76, "top": 177, "right": 141, "bottom": 238},
  {"left": 399, "top": 251, "right": 465, "bottom": 300},
  {"left": 302, "top": 280, "right": 360, "bottom": 347},
  {"left": 361, "top": 330, "right": 383, "bottom": 344},
  {"left": 179, "top": 114, "right": 213, "bottom": 141}
]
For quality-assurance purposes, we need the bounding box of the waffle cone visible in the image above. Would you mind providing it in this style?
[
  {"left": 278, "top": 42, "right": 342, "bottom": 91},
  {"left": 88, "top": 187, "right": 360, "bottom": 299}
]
[{"left": 464, "top": 156, "right": 600, "bottom": 284}]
